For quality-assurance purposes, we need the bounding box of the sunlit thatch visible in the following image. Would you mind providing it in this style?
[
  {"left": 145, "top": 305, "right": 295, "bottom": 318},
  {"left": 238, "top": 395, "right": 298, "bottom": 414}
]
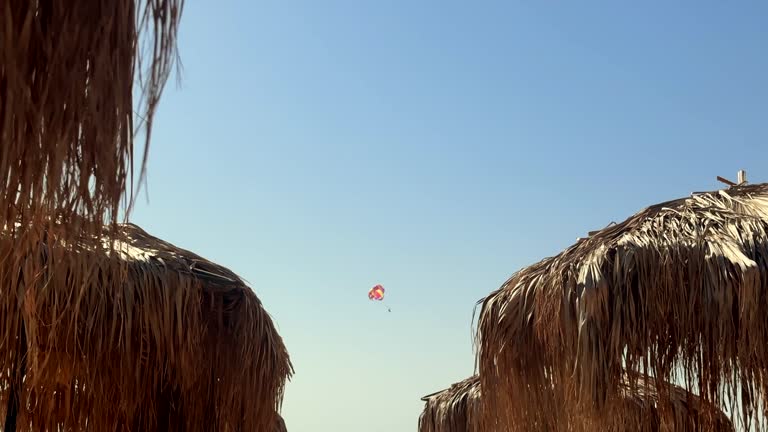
[
  {"left": 419, "top": 374, "right": 733, "bottom": 432},
  {"left": 476, "top": 183, "right": 768, "bottom": 430},
  {"left": 419, "top": 376, "right": 481, "bottom": 432},
  {"left": 0, "top": 223, "right": 292, "bottom": 431},
  {"left": 0, "top": 2, "right": 292, "bottom": 430}
]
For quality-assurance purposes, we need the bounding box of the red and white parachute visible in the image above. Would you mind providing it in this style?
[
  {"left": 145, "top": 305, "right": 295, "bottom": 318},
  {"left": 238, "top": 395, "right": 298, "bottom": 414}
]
[{"left": 368, "top": 284, "right": 391, "bottom": 312}]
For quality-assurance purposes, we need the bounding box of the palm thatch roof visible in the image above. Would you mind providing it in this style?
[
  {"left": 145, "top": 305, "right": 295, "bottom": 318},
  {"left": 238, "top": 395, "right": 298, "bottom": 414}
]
[
  {"left": 419, "top": 374, "right": 733, "bottom": 432},
  {"left": 419, "top": 376, "right": 481, "bottom": 432},
  {"left": 0, "top": 0, "right": 182, "bottom": 238},
  {"left": 476, "top": 183, "right": 768, "bottom": 430},
  {"left": 0, "top": 223, "right": 292, "bottom": 431},
  {"left": 275, "top": 413, "right": 288, "bottom": 432}
]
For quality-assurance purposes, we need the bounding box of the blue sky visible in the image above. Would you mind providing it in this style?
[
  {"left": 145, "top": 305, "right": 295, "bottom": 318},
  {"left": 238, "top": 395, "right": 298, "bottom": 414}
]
[{"left": 130, "top": 2, "right": 767, "bottom": 430}]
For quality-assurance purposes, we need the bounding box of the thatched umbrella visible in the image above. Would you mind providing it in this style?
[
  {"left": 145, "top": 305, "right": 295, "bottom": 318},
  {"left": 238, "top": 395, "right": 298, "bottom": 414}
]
[
  {"left": 419, "top": 374, "right": 734, "bottom": 432},
  {"left": 0, "top": 2, "right": 289, "bottom": 430},
  {"left": 0, "top": 1, "right": 293, "bottom": 430},
  {"left": 275, "top": 413, "right": 288, "bottom": 432},
  {"left": 2, "top": 2, "right": 186, "bottom": 427},
  {"left": 476, "top": 183, "right": 768, "bottom": 430},
  {"left": 0, "top": 222, "right": 292, "bottom": 430}
]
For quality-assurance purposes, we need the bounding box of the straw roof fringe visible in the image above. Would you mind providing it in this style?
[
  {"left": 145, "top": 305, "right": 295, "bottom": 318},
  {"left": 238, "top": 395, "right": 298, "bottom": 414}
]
[
  {"left": 2, "top": 2, "right": 188, "bottom": 429},
  {"left": 275, "top": 413, "right": 288, "bottom": 432},
  {"left": 419, "top": 374, "right": 733, "bottom": 432},
  {"left": 476, "top": 183, "right": 768, "bottom": 431},
  {"left": 0, "top": 0, "right": 183, "bottom": 236},
  {"left": 0, "top": 223, "right": 292, "bottom": 431},
  {"left": 419, "top": 376, "right": 481, "bottom": 432}
]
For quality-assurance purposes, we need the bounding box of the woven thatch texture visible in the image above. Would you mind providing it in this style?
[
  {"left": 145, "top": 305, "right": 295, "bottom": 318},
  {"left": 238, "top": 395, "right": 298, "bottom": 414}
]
[
  {"left": 419, "top": 374, "right": 733, "bottom": 432},
  {"left": 0, "top": 223, "right": 292, "bottom": 431},
  {"left": 476, "top": 183, "right": 768, "bottom": 431},
  {"left": 2, "top": 6, "right": 185, "bottom": 425},
  {"left": 0, "top": 0, "right": 182, "bottom": 234}
]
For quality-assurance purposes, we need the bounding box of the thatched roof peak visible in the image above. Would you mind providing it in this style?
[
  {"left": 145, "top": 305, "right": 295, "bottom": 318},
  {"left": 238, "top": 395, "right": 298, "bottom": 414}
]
[
  {"left": 1, "top": 222, "right": 292, "bottom": 431},
  {"left": 1, "top": 1, "right": 184, "bottom": 245},
  {"left": 476, "top": 182, "right": 768, "bottom": 430},
  {"left": 419, "top": 376, "right": 480, "bottom": 432}
]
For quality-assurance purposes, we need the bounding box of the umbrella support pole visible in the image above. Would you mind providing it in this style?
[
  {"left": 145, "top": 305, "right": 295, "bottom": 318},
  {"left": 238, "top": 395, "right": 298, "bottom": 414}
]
[{"left": 4, "top": 316, "right": 27, "bottom": 432}]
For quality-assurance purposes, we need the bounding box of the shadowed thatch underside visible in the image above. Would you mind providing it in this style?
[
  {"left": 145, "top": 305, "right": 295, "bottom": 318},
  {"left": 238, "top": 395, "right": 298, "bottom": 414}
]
[
  {"left": 2, "top": 3, "right": 188, "bottom": 427},
  {"left": 0, "top": 223, "right": 292, "bottom": 431},
  {"left": 476, "top": 183, "right": 768, "bottom": 431},
  {"left": 275, "top": 413, "right": 287, "bottom": 432},
  {"left": 419, "top": 375, "right": 733, "bottom": 432}
]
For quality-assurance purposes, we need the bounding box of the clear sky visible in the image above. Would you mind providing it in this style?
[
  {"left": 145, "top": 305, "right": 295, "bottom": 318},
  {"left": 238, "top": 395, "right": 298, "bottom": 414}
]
[{"left": 130, "top": 2, "right": 767, "bottom": 431}]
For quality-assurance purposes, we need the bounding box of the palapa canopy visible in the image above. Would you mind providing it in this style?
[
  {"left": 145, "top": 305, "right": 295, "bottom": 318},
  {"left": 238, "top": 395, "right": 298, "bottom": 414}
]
[
  {"left": 419, "top": 376, "right": 481, "bottom": 432},
  {"left": 418, "top": 374, "right": 733, "bottom": 432},
  {"left": 0, "top": 1, "right": 294, "bottom": 430},
  {"left": 0, "top": 223, "right": 292, "bottom": 431},
  {"left": 476, "top": 183, "right": 768, "bottom": 430}
]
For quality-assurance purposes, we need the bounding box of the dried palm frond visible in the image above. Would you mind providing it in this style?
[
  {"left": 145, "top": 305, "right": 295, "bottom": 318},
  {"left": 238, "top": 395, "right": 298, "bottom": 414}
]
[
  {"left": 0, "top": 0, "right": 183, "bottom": 235},
  {"left": 476, "top": 183, "right": 768, "bottom": 431},
  {"left": 419, "top": 376, "right": 481, "bottom": 432},
  {"left": 0, "top": 223, "right": 292, "bottom": 431},
  {"left": 275, "top": 413, "right": 288, "bottom": 432},
  {"left": 420, "top": 374, "right": 733, "bottom": 432},
  {"left": 2, "top": 2, "right": 186, "bottom": 427}
]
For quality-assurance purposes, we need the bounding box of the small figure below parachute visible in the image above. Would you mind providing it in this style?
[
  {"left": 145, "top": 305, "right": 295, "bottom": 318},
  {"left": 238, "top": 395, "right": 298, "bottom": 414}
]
[{"left": 368, "top": 284, "right": 391, "bottom": 312}]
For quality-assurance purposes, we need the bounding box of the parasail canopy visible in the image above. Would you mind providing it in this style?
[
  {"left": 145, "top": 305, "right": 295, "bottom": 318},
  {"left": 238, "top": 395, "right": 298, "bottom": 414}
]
[{"left": 368, "top": 284, "right": 385, "bottom": 301}]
